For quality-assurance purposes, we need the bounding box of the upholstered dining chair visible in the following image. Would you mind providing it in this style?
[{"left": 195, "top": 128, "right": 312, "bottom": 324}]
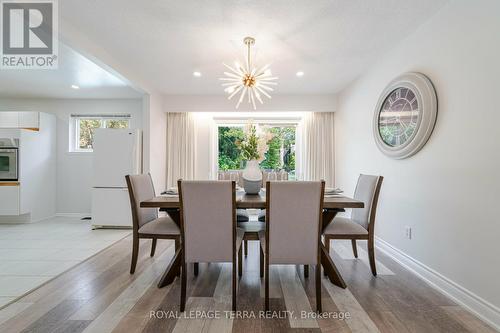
[
  {"left": 323, "top": 174, "right": 383, "bottom": 276},
  {"left": 125, "top": 174, "right": 180, "bottom": 275},
  {"left": 218, "top": 170, "right": 249, "bottom": 222},
  {"left": 260, "top": 180, "right": 325, "bottom": 312},
  {"left": 258, "top": 170, "right": 288, "bottom": 223},
  {"left": 178, "top": 180, "right": 244, "bottom": 312}
]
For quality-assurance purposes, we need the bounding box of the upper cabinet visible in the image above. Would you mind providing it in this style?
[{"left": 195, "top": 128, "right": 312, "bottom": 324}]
[
  {"left": 0, "top": 112, "right": 40, "bottom": 130},
  {"left": 0, "top": 112, "right": 20, "bottom": 128}
]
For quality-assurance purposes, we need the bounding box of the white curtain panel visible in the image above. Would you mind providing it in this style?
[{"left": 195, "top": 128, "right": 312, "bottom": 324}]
[
  {"left": 297, "top": 112, "right": 335, "bottom": 186},
  {"left": 166, "top": 112, "right": 196, "bottom": 188}
]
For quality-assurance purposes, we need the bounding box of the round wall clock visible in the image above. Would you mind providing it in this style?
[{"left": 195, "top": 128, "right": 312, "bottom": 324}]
[{"left": 373, "top": 72, "right": 437, "bottom": 159}]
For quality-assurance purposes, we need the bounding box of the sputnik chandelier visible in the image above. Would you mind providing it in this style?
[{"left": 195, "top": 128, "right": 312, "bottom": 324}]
[{"left": 220, "top": 37, "right": 278, "bottom": 110}]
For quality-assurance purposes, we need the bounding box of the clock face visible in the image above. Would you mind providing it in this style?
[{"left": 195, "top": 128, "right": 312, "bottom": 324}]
[{"left": 378, "top": 87, "right": 420, "bottom": 147}]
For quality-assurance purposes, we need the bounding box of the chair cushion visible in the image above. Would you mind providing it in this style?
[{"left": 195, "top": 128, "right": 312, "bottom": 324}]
[
  {"left": 323, "top": 217, "right": 368, "bottom": 236},
  {"left": 236, "top": 209, "right": 250, "bottom": 222},
  {"left": 138, "top": 216, "right": 180, "bottom": 235}
]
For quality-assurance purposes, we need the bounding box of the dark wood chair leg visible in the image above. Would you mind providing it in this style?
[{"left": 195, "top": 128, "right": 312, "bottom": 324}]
[
  {"left": 259, "top": 246, "right": 264, "bottom": 278},
  {"left": 351, "top": 239, "right": 358, "bottom": 258},
  {"left": 175, "top": 238, "right": 180, "bottom": 276},
  {"left": 180, "top": 261, "right": 187, "bottom": 312},
  {"left": 368, "top": 237, "right": 377, "bottom": 276},
  {"left": 130, "top": 236, "right": 139, "bottom": 274},
  {"left": 323, "top": 236, "right": 330, "bottom": 276},
  {"left": 265, "top": 262, "right": 269, "bottom": 312},
  {"left": 238, "top": 246, "right": 243, "bottom": 277},
  {"left": 193, "top": 263, "right": 199, "bottom": 276},
  {"left": 244, "top": 239, "right": 248, "bottom": 256},
  {"left": 232, "top": 257, "right": 237, "bottom": 311},
  {"left": 150, "top": 238, "right": 157, "bottom": 257},
  {"left": 316, "top": 264, "right": 322, "bottom": 313},
  {"left": 304, "top": 265, "right": 309, "bottom": 278}
]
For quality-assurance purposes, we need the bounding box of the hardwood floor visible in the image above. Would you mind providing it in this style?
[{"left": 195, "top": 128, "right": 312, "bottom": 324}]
[{"left": 0, "top": 236, "right": 495, "bottom": 333}]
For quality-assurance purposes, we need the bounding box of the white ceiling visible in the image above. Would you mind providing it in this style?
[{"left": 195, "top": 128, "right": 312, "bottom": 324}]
[
  {"left": 0, "top": 43, "right": 143, "bottom": 99},
  {"left": 58, "top": 0, "right": 449, "bottom": 95}
]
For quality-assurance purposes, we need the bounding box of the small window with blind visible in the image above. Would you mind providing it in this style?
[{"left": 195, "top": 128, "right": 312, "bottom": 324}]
[{"left": 70, "top": 114, "right": 131, "bottom": 152}]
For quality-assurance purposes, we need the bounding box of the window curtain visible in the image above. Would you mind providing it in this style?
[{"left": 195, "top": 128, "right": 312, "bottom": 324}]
[
  {"left": 166, "top": 112, "right": 196, "bottom": 188},
  {"left": 296, "top": 112, "right": 335, "bottom": 186}
]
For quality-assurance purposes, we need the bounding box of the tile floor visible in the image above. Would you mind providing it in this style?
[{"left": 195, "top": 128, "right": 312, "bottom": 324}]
[{"left": 0, "top": 217, "right": 130, "bottom": 308}]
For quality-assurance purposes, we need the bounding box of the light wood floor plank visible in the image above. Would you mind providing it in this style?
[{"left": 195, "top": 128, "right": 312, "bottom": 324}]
[
  {"left": 81, "top": 245, "right": 175, "bottom": 333},
  {"left": 297, "top": 265, "right": 352, "bottom": 333},
  {"left": 171, "top": 297, "right": 213, "bottom": 333},
  {"left": 205, "top": 264, "right": 234, "bottom": 333},
  {"left": 332, "top": 240, "right": 394, "bottom": 275},
  {"left": 0, "top": 302, "right": 33, "bottom": 325},
  {"left": 322, "top": 277, "right": 381, "bottom": 333},
  {"left": 20, "top": 299, "right": 87, "bottom": 333},
  {"left": 111, "top": 271, "right": 175, "bottom": 333},
  {"left": 278, "top": 265, "right": 319, "bottom": 329},
  {"left": 51, "top": 319, "right": 92, "bottom": 333},
  {"left": 366, "top": 310, "right": 410, "bottom": 333},
  {"left": 440, "top": 306, "right": 497, "bottom": 333},
  {"left": 70, "top": 240, "right": 172, "bottom": 321},
  {"left": 171, "top": 264, "right": 234, "bottom": 333},
  {"left": 259, "top": 266, "right": 282, "bottom": 298}
]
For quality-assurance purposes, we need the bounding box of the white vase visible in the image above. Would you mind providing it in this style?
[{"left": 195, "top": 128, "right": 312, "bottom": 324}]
[{"left": 242, "top": 160, "right": 262, "bottom": 194}]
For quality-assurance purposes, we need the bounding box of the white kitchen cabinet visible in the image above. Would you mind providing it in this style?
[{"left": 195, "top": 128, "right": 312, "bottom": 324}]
[
  {"left": 0, "top": 112, "right": 40, "bottom": 130},
  {"left": 0, "top": 185, "right": 20, "bottom": 215},
  {"left": 18, "top": 112, "right": 40, "bottom": 129},
  {"left": 0, "top": 112, "right": 19, "bottom": 128},
  {"left": 0, "top": 112, "right": 56, "bottom": 222}
]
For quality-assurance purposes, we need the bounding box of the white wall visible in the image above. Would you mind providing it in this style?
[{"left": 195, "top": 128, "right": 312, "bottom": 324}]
[
  {"left": 19, "top": 113, "right": 57, "bottom": 221},
  {"left": 163, "top": 94, "right": 337, "bottom": 112},
  {"left": 0, "top": 99, "right": 143, "bottom": 214},
  {"left": 335, "top": 0, "right": 500, "bottom": 326},
  {"left": 144, "top": 94, "right": 167, "bottom": 192}
]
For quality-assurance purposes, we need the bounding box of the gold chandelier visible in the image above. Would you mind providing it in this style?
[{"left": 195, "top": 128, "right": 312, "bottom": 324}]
[{"left": 220, "top": 37, "right": 278, "bottom": 110}]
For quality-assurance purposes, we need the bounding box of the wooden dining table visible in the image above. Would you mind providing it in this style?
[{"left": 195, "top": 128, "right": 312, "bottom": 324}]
[{"left": 141, "top": 190, "right": 364, "bottom": 289}]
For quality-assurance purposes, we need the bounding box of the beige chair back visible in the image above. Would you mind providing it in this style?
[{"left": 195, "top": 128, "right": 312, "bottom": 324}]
[
  {"left": 351, "top": 174, "right": 384, "bottom": 230},
  {"left": 218, "top": 170, "right": 244, "bottom": 187},
  {"left": 178, "top": 180, "right": 236, "bottom": 263},
  {"left": 125, "top": 174, "right": 158, "bottom": 232},
  {"left": 266, "top": 181, "right": 324, "bottom": 265},
  {"left": 262, "top": 170, "right": 288, "bottom": 186}
]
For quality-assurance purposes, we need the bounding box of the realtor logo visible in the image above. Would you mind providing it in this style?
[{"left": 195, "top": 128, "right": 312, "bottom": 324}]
[{"left": 1, "top": 0, "right": 58, "bottom": 69}]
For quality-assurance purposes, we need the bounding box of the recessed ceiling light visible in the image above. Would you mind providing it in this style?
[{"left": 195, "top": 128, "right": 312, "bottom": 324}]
[
  {"left": 193, "top": 71, "right": 202, "bottom": 77},
  {"left": 296, "top": 71, "right": 304, "bottom": 77},
  {"left": 71, "top": 84, "right": 80, "bottom": 89}
]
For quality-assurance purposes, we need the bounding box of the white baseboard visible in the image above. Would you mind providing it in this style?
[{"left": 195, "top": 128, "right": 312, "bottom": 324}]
[
  {"left": 0, "top": 213, "right": 56, "bottom": 224},
  {"left": 55, "top": 213, "right": 91, "bottom": 219},
  {"left": 376, "top": 237, "right": 500, "bottom": 331}
]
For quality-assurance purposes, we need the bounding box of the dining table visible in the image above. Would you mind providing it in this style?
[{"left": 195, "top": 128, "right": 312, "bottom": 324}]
[{"left": 140, "top": 190, "right": 364, "bottom": 289}]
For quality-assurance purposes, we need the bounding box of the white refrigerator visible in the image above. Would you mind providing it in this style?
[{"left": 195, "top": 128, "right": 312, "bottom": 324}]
[{"left": 91, "top": 129, "right": 142, "bottom": 228}]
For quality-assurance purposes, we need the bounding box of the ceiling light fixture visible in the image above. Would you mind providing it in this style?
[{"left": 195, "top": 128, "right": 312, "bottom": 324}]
[
  {"left": 193, "top": 71, "right": 202, "bottom": 77},
  {"left": 71, "top": 84, "right": 80, "bottom": 89},
  {"left": 220, "top": 37, "right": 278, "bottom": 110},
  {"left": 296, "top": 71, "right": 304, "bottom": 77}
]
